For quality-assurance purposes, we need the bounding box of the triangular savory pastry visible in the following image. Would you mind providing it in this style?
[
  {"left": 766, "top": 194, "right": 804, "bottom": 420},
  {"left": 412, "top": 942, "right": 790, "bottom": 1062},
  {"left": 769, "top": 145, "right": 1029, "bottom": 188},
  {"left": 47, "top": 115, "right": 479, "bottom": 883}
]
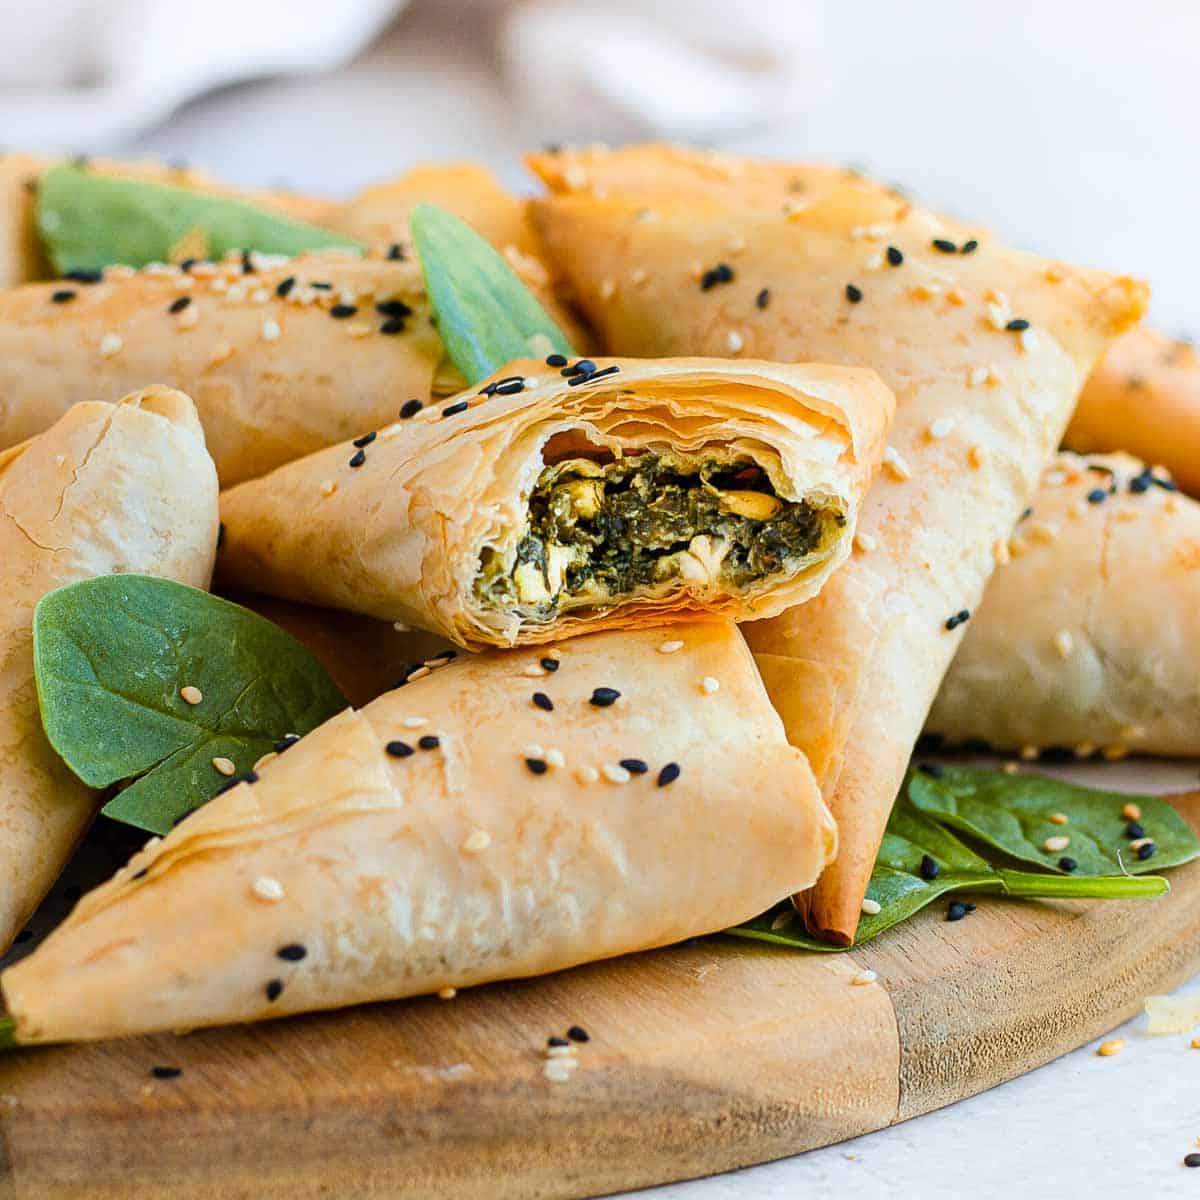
[
  {"left": 528, "top": 143, "right": 1147, "bottom": 941},
  {"left": 0, "top": 387, "right": 218, "bottom": 949},
  {"left": 2, "top": 621, "right": 834, "bottom": 1043},
  {"left": 928, "top": 452, "right": 1200, "bottom": 757},
  {"left": 216, "top": 356, "right": 893, "bottom": 648}
]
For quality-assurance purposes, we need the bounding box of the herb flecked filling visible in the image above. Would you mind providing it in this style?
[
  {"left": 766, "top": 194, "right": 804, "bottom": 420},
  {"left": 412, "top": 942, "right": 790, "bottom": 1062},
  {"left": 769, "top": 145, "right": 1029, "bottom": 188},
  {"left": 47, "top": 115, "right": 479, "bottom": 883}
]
[{"left": 474, "top": 453, "right": 843, "bottom": 614}]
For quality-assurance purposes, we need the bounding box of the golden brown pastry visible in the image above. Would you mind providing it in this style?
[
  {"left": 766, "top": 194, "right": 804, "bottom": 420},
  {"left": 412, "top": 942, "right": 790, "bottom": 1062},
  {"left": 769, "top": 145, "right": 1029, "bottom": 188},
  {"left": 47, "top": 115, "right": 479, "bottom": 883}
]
[
  {"left": 1064, "top": 325, "right": 1200, "bottom": 496},
  {"left": 528, "top": 143, "right": 1148, "bottom": 942},
  {"left": 216, "top": 356, "right": 893, "bottom": 649},
  {"left": 928, "top": 452, "right": 1200, "bottom": 757},
  {"left": 2, "top": 621, "right": 834, "bottom": 1043},
  {"left": 0, "top": 387, "right": 218, "bottom": 950}
]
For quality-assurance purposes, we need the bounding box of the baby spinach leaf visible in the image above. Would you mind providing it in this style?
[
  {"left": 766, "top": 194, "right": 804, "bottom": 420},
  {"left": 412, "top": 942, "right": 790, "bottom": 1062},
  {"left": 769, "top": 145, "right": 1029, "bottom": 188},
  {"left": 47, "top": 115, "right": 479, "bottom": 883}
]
[
  {"left": 727, "top": 781, "right": 1173, "bottom": 953},
  {"left": 37, "top": 165, "right": 362, "bottom": 274},
  {"left": 908, "top": 765, "right": 1200, "bottom": 875},
  {"left": 33, "top": 576, "right": 347, "bottom": 836},
  {"left": 411, "top": 202, "right": 574, "bottom": 385}
]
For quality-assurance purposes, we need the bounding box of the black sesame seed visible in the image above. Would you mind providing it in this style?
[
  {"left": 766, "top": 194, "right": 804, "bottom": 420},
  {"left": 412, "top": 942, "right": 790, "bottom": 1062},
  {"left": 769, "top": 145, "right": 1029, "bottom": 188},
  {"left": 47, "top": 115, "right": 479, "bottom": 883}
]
[
  {"left": 349, "top": 449, "right": 366, "bottom": 468},
  {"left": 845, "top": 283, "right": 863, "bottom": 303},
  {"left": 567, "top": 1025, "right": 590, "bottom": 1043},
  {"left": 274, "top": 733, "right": 300, "bottom": 753},
  {"left": 1126, "top": 821, "right": 1146, "bottom": 840},
  {"left": 619, "top": 758, "right": 648, "bottom": 774},
  {"left": 277, "top": 944, "right": 307, "bottom": 962},
  {"left": 700, "top": 263, "right": 734, "bottom": 290},
  {"left": 1086, "top": 487, "right": 1107, "bottom": 504},
  {"left": 330, "top": 304, "right": 357, "bottom": 319},
  {"left": 532, "top": 692, "right": 554, "bottom": 712},
  {"left": 526, "top": 757, "right": 548, "bottom": 775},
  {"left": 1128, "top": 470, "right": 1151, "bottom": 493},
  {"left": 545, "top": 353, "right": 568, "bottom": 367},
  {"left": 1154, "top": 475, "right": 1179, "bottom": 492},
  {"left": 547, "top": 1036, "right": 569, "bottom": 1047},
  {"left": 353, "top": 431, "right": 377, "bottom": 448},
  {"left": 51, "top": 289, "right": 77, "bottom": 303},
  {"left": 946, "top": 901, "right": 970, "bottom": 921},
  {"left": 179, "top": 258, "right": 197, "bottom": 273},
  {"left": 387, "top": 243, "right": 405, "bottom": 261},
  {"left": 886, "top": 246, "right": 903, "bottom": 266},
  {"left": 1185, "top": 1153, "right": 1200, "bottom": 1168},
  {"left": 275, "top": 276, "right": 296, "bottom": 297},
  {"left": 590, "top": 687, "right": 620, "bottom": 707},
  {"left": 1137, "top": 841, "right": 1157, "bottom": 861},
  {"left": 657, "top": 762, "right": 681, "bottom": 787},
  {"left": 431, "top": 649, "right": 458, "bottom": 662},
  {"left": 217, "top": 521, "right": 226, "bottom": 549},
  {"left": 1020, "top": 506, "right": 1033, "bottom": 522},
  {"left": 442, "top": 400, "right": 469, "bottom": 417},
  {"left": 945, "top": 609, "right": 971, "bottom": 631},
  {"left": 385, "top": 740, "right": 414, "bottom": 758},
  {"left": 400, "top": 398, "right": 423, "bottom": 419},
  {"left": 918, "top": 763, "right": 945, "bottom": 778},
  {"left": 960, "top": 239, "right": 979, "bottom": 254},
  {"left": 376, "top": 299, "right": 412, "bottom": 319},
  {"left": 573, "top": 359, "right": 597, "bottom": 375},
  {"left": 540, "top": 657, "right": 560, "bottom": 672},
  {"left": 1006, "top": 318, "right": 1031, "bottom": 332},
  {"left": 418, "top": 735, "right": 440, "bottom": 751},
  {"left": 244, "top": 770, "right": 259, "bottom": 784},
  {"left": 379, "top": 318, "right": 405, "bottom": 335},
  {"left": 932, "top": 238, "right": 958, "bottom": 254},
  {"left": 151, "top": 1066, "right": 182, "bottom": 1080},
  {"left": 311, "top": 281, "right": 333, "bottom": 290},
  {"left": 568, "top": 364, "right": 620, "bottom": 386},
  {"left": 168, "top": 295, "right": 191, "bottom": 314},
  {"left": 755, "top": 287, "right": 770, "bottom": 309},
  {"left": 494, "top": 377, "right": 525, "bottom": 395},
  {"left": 265, "top": 979, "right": 284, "bottom": 1002},
  {"left": 241, "top": 250, "right": 255, "bottom": 275},
  {"left": 919, "top": 854, "right": 940, "bottom": 881},
  {"left": 65, "top": 268, "right": 102, "bottom": 284},
  {"left": 1058, "top": 856, "right": 1078, "bottom": 872}
]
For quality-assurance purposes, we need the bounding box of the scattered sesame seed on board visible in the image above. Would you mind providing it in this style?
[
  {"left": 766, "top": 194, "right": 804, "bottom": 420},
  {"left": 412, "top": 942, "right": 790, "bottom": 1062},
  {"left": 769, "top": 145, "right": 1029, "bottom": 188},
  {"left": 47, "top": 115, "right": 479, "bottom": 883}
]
[
  {"left": 861, "top": 898, "right": 882, "bottom": 915},
  {"left": 1097, "top": 1039, "right": 1125, "bottom": 1057},
  {"left": 851, "top": 970, "right": 877, "bottom": 986},
  {"left": 437, "top": 987, "right": 457, "bottom": 1001}
]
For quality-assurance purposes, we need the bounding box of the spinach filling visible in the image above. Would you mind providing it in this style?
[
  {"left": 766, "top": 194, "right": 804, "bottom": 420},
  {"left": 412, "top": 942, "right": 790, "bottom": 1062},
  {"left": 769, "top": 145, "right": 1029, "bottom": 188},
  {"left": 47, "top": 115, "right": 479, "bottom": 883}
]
[{"left": 474, "top": 452, "right": 842, "bottom": 614}]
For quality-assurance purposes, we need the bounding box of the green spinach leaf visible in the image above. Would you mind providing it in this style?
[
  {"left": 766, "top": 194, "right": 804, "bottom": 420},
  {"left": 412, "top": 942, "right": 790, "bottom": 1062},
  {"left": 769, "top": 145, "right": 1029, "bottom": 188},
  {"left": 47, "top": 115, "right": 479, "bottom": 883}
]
[
  {"left": 411, "top": 202, "right": 574, "bottom": 385},
  {"left": 37, "top": 165, "right": 362, "bottom": 274},
  {"left": 908, "top": 765, "right": 1200, "bottom": 874},
  {"left": 34, "top": 576, "right": 347, "bottom": 835}
]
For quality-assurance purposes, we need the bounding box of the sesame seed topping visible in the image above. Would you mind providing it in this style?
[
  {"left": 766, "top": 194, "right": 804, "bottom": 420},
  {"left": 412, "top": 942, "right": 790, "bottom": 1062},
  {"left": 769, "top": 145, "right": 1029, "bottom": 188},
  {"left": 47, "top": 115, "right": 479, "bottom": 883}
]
[
  {"left": 928, "top": 416, "right": 955, "bottom": 439},
  {"left": 319, "top": 479, "right": 336, "bottom": 497},
  {"left": 944, "top": 609, "right": 971, "bottom": 631},
  {"left": 851, "top": 969, "right": 877, "bottom": 986},
  {"left": 262, "top": 319, "right": 281, "bottom": 341},
  {"left": 845, "top": 283, "right": 863, "bottom": 303},
  {"left": 51, "top": 289, "right": 76, "bottom": 303},
  {"left": 1006, "top": 318, "right": 1030, "bottom": 332},
  {"left": 700, "top": 676, "right": 720, "bottom": 694},
  {"left": 65, "top": 268, "right": 103, "bottom": 284},
  {"left": 619, "top": 758, "right": 649, "bottom": 775},
  {"left": 576, "top": 766, "right": 600, "bottom": 784},
  {"left": 532, "top": 692, "right": 554, "bottom": 712},
  {"left": 526, "top": 757, "right": 548, "bottom": 775},
  {"left": 932, "top": 238, "right": 958, "bottom": 253},
  {"left": 330, "top": 304, "right": 357, "bottom": 319},
  {"left": 462, "top": 829, "right": 491, "bottom": 853},
  {"left": 589, "top": 687, "right": 620, "bottom": 707},
  {"left": 349, "top": 449, "right": 366, "bottom": 468},
  {"left": 545, "top": 748, "right": 565, "bottom": 768},
  {"left": 385, "top": 741, "right": 413, "bottom": 758},
  {"left": 961, "top": 239, "right": 979, "bottom": 254},
  {"left": 399, "top": 399, "right": 423, "bottom": 419},
  {"left": 726, "top": 330, "right": 744, "bottom": 353},
  {"left": 567, "top": 363, "right": 620, "bottom": 387},
  {"left": 1136, "top": 841, "right": 1157, "bottom": 861},
  {"left": 854, "top": 531, "right": 878, "bottom": 553},
  {"left": 252, "top": 876, "right": 284, "bottom": 902},
  {"left": 1127, "top": 821, "right": 1146, "bottom": 839},
  {"left": 658, "top": 639, "right": 685, "bottom": 654},
  {"left": 353, "top": 431, "right": 377, "bottom": 449},
  {"left": 882, "top": 446, "right": 912, "bottom": 480},
  {"left": 1044, "top": 835, "right": 1071, "bottom": 853},
  {"left": 180, "top": 685, "right": 203, "bottom": 705},
  {"left": 540, "top": 657, "right": 560, "bottom": 672},
  {"left": 886, "top": 246, "right": 903, "bottom": 266},
  {"left": 567, "top": 1025, "right": 589, "bottom": 1043},
  {"left": 657, "top": 762, "right": 681, "bottom": 787},
  {"left": 151, "top": 1066, "right": 182, "bottom": 1080},
  {"left": 442, "top": 400, "right": 469, "bottom": 417},
  {"left": 700, "top": 263, "right": 734, "bottom": 290},
  {"left": 602, "top": 763, "right": 632, "bottom": 785},
  {"left": 418, "top": 735, "right": 440, "bottom": 751},
  {"left": 277, "top": 944, "right": 307, "bottom": 961},
  {"left": 861, "top": 898, "right": 882, "bottom": 915},
  {"left": 99, "top": 332, "right": 123, "bottom": 358},
  {"left": 1054, "top": 630, "right": 1074, "bottom": 658},
  {"left": 1122, "top": 803, "right": 1143, "bottom": 821},
  {"left": 756, "top": 287, "right": 770, "bottom": 308},
  {"left": 265, "top": 979, "right": 284, "bottom": 1003},
  {"left": 212, "top": 756, "right": 236, "bottom": 776}
]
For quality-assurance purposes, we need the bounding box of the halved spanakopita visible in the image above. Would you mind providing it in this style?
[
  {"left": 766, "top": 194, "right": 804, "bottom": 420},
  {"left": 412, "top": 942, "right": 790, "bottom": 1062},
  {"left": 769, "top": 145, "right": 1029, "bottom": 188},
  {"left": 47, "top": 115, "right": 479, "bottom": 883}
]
[
  {"left": 528, "top": 143, "right": 1148, "bottom": 942},
  {"left": 2, "top": 621, "right": 835, "bottom": 1043},
  {"left": 215, "top": 356, "right": 893, "bottom": 648}
]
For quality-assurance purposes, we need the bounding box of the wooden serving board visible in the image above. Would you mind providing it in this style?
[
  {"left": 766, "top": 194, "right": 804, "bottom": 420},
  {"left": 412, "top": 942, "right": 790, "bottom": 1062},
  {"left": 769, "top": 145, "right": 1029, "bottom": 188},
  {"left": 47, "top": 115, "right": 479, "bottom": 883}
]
[{"left": 1, "top": 792, "right": 1199, "bottom": 1200}]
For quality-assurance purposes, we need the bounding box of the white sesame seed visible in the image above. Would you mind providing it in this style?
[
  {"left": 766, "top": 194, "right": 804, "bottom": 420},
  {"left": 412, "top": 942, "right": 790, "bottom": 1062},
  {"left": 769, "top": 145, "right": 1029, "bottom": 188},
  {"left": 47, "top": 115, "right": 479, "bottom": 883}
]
[
  {"left": 523, "top": 743, "right": 546, "bottom": 759},
  {"left": 1019, "top": 327, "right": 1036, "bottom": 353},
  {"left": 54, "top": 454, "right": 65, "bottom": 467},
  {"left": 177, "top": 304, "right": 199, "bottom": 329},
  {"left": 861, "top": 898, "right": 882, "bottom": 915},
  {"left": 437, "top": 987, "right": 457, "bottom": 1000},
  {"left": 928, "top": 416, "right": 955, "bottom": 440},
  {"left": 1128, "top": 837, "right": 1154, "bottom": 852},
  {"left": 346, "top": 322, "right": 372, "bottom": 339},
  {"left": 564, "top": 165, "right": 588, "bottom": 191},
  {"left": 854, "top": 531, "right": 878, "bottom": 553},
  {"left": 599, "top": 278, "right": 616, "bottom": 300},
  {"left": 1028, "top": 520, "right": 1059, "bottom": 544},
  {"left": 522, "top": 663, "right": 547, "bottom": 677},
  {"left": 212, "top": 756, "right": 236, "bottom": 776},
  {"left": 700, "top": 676, "right": 720, "bottom": 694},
  {"left": 630, "top": 267, "right": 648, "bottom": 285},
  {"left": 402, "top": 717, "right": 429, "bottom": 729},
  {"left": 968, "top": 444, "right": 987, "bottom": 469},
  {"left": 262, "top": 319, "right": 281, "bottom": 341},
  {"left": 1053, "top": 629, "right": 1074, "bottom": 659},
  {"left": 658, "top": 639, "right": 685, "bottom": 654},
  {"left": 1044, "top": 835, "right": 1071, "bottom": 853},
  {"left": 99, "top": 332, "right": 123, "bottom": 358},
  {"left": 545, "top": 1044, "right": 577, "bottom": 1060},
  {"left": 180, "top": 685, "right": 203, "bottom": 705},
  {"left": 406, "top": 666, "right": 431, "bottom": 682},
  {"left": 251, "top": 288, "right": 270, "bottom": 305},
  {"left": 968, "top": 365, "right": 991, "bottom": 387},
  {"left": 225, "top": 283, "right": 247, "bottom": 304},
  {"left": 602, "top": 763, "right": 632, "bottom": 785},
  {"left": 851, "top": 969, "right": 877, "bottom": 986},
  {"left": 576, "top": 766, "right": 600, "bottom": 785},
  {"left": 545, "top": 748, "right": 566, "bottom": 769},
  {"left": 543, "top": 1058, "right": 576, "bottom": 1082},
  {"left": 865, "top": 252, "right": 884, "bottom": 271},
  {"left": 726, "top": 330, "right": 744, "bottom": 353},
  {"left": 882, "top": 446, "right": 912, "bottom": 480},
  {"left": 462, "top": 829, "right": 491, "bottom": 854},
  {"left": 209, "top": 340, "right": 234, "bottom": 365},
  {"left": 252, "top": 877, "right": 284, "bottom": 902},
  {"left": 319, "top": 479, "right": 336, "bottom": 497}
]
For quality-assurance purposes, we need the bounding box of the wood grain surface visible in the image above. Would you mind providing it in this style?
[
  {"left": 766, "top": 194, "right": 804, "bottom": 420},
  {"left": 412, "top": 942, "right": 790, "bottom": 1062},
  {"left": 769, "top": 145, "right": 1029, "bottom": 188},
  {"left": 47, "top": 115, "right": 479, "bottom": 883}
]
[{"left": 0, "top": 792, "right": 1197, "bottom": 1200}]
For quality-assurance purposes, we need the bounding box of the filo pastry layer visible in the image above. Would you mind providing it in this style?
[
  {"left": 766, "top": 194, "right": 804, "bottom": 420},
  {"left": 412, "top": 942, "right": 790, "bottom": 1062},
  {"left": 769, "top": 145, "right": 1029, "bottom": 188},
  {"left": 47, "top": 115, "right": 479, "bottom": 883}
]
[
  {"left": 528, "top": 143, "right": 1148, "bottom": 942},
  {"left": 928, "top": 452, "right": 1200, "bottom": 757},
  {"left": 0, "top": 387, "right": 218, "bottom": 950},
  {"left": 215, "top": 356, "right": 893, "bottom": 649},
  {"left": 2, "top": 621, "right": 835, "bottom": 1044}
]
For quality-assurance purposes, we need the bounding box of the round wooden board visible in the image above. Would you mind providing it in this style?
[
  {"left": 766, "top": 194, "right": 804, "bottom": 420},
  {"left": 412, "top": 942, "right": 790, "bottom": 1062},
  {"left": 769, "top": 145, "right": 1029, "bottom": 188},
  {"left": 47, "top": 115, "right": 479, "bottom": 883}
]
[{"left": 1, "top": 792, "right": 1198, "bottom": 1200}]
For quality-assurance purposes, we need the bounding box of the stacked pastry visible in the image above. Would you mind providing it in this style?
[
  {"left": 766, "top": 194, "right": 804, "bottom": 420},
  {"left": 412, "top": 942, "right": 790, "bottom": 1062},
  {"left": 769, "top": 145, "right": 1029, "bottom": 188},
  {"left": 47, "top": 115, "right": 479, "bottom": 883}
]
[{"left": 0, "top": 144, "right": 1178, "bottom": 1045}]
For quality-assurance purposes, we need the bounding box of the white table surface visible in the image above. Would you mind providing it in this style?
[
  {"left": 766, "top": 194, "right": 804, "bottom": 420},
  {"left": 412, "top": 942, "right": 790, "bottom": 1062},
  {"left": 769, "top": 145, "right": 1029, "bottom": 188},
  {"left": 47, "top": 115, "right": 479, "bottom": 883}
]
[{"left": 100, "top": 3, "right": 1200, "bottom": 1194}]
